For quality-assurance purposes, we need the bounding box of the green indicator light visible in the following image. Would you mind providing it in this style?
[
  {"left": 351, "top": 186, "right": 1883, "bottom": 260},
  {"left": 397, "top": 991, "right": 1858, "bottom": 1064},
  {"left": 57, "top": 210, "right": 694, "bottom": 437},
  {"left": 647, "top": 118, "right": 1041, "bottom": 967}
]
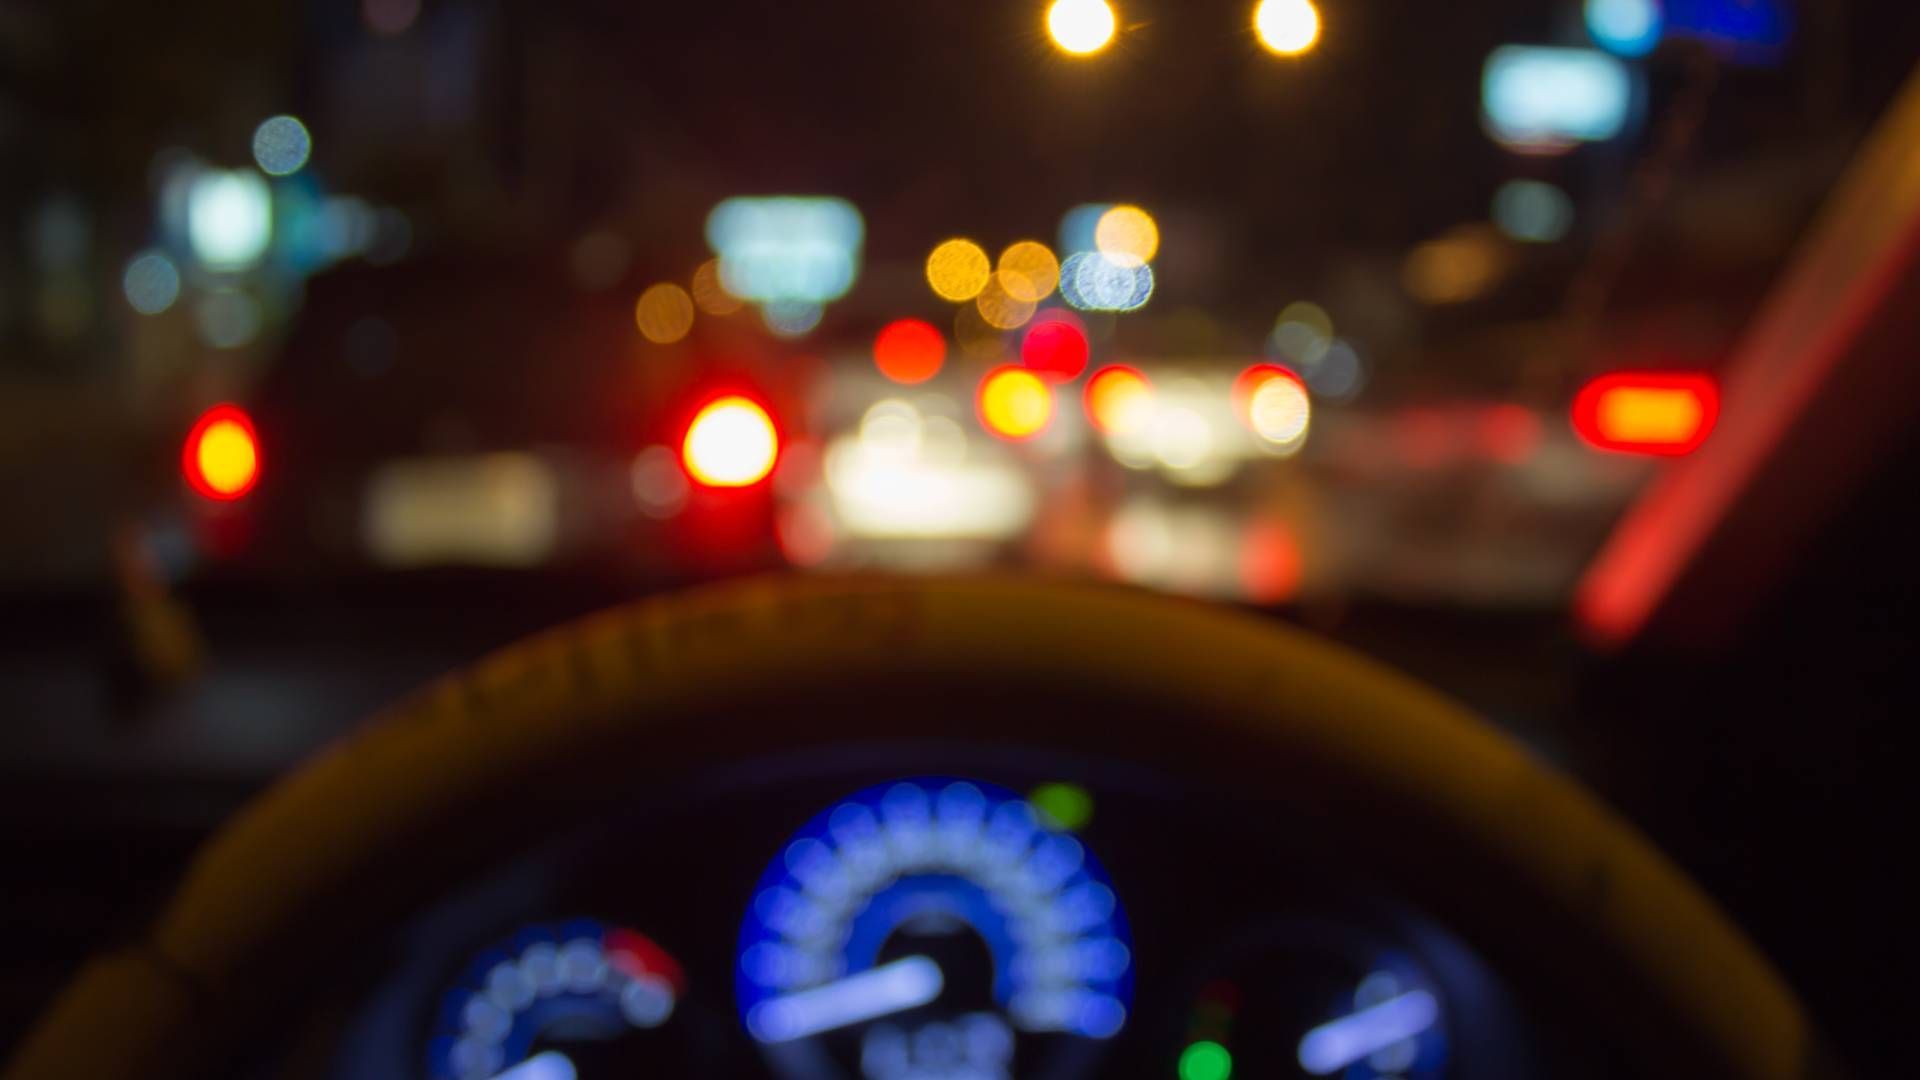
[
  {"left": 1029, "top": 781, "right": 1094, "bottom": 831},
  {"left": 1179, "top": 1040, "right": 1233, "bottom": 1080}
]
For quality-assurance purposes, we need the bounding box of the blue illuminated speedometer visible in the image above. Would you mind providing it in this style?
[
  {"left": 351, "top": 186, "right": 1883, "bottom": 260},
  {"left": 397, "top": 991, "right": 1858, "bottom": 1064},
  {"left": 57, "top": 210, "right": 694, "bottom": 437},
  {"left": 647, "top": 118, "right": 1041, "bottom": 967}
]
[
  {"left": 737, "top": 778, "right": 1134, "bottom": 1079},
  {"left": 427, "top": 919, "right": 685, "bottom": 1080}
]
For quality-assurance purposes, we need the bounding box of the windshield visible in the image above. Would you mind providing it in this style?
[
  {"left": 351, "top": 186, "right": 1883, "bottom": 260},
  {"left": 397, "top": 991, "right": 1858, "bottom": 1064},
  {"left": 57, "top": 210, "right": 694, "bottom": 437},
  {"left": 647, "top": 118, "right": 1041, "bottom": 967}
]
[{"left": 4, "top": 0, "right": 1915, "bottom": 618}]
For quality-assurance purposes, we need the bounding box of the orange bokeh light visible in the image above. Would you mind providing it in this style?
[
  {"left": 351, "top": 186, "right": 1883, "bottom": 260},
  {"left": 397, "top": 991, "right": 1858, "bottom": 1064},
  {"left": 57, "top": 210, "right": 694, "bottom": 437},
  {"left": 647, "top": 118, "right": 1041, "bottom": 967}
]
[
  {"left": 873, "top": 318, "right": 948, "bottom": 385},
  {"left": 1084, "top": 365, "right": 1154, "bottom": 435}
]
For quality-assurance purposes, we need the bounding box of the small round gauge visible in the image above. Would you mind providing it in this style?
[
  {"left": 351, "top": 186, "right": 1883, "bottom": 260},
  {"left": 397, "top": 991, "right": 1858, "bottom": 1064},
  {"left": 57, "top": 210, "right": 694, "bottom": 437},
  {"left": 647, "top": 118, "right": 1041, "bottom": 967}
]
[
  {"left": 427, "top": 918, "right": 686, "bottom": 1080},
  {"left": 1174, "top": 924, "right": 1449, "bottom": 1080},
  {"left": 736, "top": 777, "right": 1134, "bottom": 1079}
]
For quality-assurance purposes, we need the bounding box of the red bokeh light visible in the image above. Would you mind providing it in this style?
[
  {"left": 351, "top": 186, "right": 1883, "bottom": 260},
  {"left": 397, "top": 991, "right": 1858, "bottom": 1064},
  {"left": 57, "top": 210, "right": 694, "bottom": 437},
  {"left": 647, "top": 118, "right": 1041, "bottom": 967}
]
[
  {"left": 872, "top": 318, "right": 947, "bottom": 385},
  {"left": 1393, "top": 408, "right": 1462, "bottom": 470},
  {"left": 1240, "top": 520, "right": 1303, "bottom": 604},
  {"left": 1572, "top": 372, "right": 1720, "bottom": 456},
  {"left": 1231, "top": 364, "right": 1302, "bottom": 428},
  {"left": 682, "top": 395, "right": 779, "bottom": 487},
  {"left": 1020, "top": 315, "right": 1090, "bottom": 382},
  {"left": 181, "top": 404, "right": 261, "bottom": 502},
  {"left": 1479, "top": 404, "right": 1544, "bottom": 464},
  {"left": 1083, "top": 365, "right": 1153, "bottom": 435}
]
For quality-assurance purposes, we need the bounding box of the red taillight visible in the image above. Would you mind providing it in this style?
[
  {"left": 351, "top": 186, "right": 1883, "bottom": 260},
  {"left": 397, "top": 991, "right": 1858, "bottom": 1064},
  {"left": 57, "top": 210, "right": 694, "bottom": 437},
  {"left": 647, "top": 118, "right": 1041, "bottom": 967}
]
[
  {"left": 182, "top": 404, "right": 261, "bottom": 501},
  {"left": 1083, "top": 365, "right": 1153, "bottom": 435},
  {"left": 682, "top": 396, "right": 779, "bottom": 487},
  {"left": 1572, "top": 373, "right": 1719, "bottom": 456},
  {"left": 1231, "top": 364, "right": 1300, "bottom": 428},
  {"left": 872, "top": 318, "right": 947, "bottom": 385},
  {"left": 1020, "top": 314, "right": 1090, "bottom": 382}
]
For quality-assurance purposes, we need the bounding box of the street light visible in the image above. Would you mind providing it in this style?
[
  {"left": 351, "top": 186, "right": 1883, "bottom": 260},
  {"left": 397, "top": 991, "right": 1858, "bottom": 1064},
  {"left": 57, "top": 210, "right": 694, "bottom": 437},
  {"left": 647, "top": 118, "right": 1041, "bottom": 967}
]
[
  {"left": 1255, "top": 0, "right": 1321, "bottom": 57},
  {"left": 1048, "top": 0, "right": 1117, "bottom": 57}
]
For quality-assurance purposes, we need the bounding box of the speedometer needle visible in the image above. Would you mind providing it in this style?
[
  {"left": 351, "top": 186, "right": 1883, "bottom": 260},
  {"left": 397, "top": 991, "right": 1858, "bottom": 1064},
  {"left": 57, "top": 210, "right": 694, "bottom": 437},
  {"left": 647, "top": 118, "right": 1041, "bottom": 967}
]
[
  {"left": 747, "top": 955, "right": 946, "bottom": 1043},
  {"left": 1296, "top": 989, "right": 1440, "bottom": 1075}
]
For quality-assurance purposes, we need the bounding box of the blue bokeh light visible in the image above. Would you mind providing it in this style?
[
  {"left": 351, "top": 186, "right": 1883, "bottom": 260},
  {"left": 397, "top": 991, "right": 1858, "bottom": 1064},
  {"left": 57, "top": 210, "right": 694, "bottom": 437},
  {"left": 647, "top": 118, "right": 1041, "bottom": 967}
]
[
  {"left": 706, "top": 196, "right": 864, "bottom": 305},
  {"left": 1585, "top": 0, "right": 1664, "bottom": 58},
  {"left": 1482, "top": 46, "right": 1632, "bottom": 151},
  {"left": 1665, "top": 0, "right": 1791, "bottom": 65}
]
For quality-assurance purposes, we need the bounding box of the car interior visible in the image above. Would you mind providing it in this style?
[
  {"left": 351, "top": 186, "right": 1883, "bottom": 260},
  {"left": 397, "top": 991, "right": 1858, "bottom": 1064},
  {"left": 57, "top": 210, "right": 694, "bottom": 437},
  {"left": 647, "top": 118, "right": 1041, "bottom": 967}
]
[{"left": 2, "top": 2, "right": 1915, "bottom": 1078}]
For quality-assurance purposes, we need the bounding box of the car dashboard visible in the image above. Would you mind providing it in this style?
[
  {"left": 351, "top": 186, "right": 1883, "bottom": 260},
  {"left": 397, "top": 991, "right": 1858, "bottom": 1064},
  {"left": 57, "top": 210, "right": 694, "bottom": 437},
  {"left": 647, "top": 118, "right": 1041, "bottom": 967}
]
[{"left": 302, "top": 749, "right": 1593, "bottom": 1080}]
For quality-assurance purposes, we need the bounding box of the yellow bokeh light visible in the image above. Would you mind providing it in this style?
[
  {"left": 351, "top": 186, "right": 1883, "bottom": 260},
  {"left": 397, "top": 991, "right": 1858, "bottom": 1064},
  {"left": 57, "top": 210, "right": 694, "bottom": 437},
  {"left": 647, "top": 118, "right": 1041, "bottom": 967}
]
[
  {"left": 998, "top": 241, "right": 1060, "bottom": 303},
  {"left": 197, "top": 420, "right": 259, "bottom": 496},
  {"left": 978, "top": 367, "right": 1054, "bottom": 440},
  {"left": 1255, "top": 0, "right": 1321, "bottom": 56},
  {"left": 976, "top": 273, "right": 1040, "bottom": 330},
  {"left": 635, "top": 282, "right": 696, "bottom": 344},
  {"left": 1094, "top": 205, "right": 1160, "bottom": 268},
  {"left": 690, "top": 259, "right": 743, "bottom": 315},
  {"left": 1048, "top": 0, "right": 1117, "bottom": 56},
  {"left": 1598, "top": 388, "right": 1705, "bottom": 445},
  {"left": 683, "top": 396, "right": 778, "bottom": 487},
  {"left": 926, "top": 239, "right": 993, "bottom": 302}
]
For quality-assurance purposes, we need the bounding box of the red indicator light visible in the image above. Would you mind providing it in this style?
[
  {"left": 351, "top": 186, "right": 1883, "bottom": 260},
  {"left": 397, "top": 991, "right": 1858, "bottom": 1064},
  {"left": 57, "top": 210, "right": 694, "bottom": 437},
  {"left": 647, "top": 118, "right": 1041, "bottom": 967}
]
[
  {"left": 182, "top": 404, "right": 261, "bottom": 501},
  {"left": 1572, "top": 372, "right": 1719, "bottom": 456}
]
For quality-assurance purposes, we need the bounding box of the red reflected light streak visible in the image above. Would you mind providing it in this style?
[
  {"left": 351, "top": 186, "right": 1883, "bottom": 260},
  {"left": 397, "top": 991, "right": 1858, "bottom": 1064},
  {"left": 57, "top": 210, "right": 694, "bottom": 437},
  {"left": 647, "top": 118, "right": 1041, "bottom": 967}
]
[{"left": 1579, "top": 69, "right": 1920, "bottom": 648}]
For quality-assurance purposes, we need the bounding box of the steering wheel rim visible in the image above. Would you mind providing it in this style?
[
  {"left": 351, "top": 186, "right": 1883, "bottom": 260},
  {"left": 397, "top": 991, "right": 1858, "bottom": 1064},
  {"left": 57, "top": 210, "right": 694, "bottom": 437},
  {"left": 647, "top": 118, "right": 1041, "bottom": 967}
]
[{"left": 8, "top": 575, "right": 1816, "bottom": 1078}]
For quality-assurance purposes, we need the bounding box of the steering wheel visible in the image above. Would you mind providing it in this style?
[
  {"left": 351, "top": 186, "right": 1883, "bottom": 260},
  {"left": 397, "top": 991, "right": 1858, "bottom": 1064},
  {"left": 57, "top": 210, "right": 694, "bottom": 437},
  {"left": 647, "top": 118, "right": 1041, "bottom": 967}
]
[{"left": 8, "top": 576, "right": 1825, "bottom": 1078}]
